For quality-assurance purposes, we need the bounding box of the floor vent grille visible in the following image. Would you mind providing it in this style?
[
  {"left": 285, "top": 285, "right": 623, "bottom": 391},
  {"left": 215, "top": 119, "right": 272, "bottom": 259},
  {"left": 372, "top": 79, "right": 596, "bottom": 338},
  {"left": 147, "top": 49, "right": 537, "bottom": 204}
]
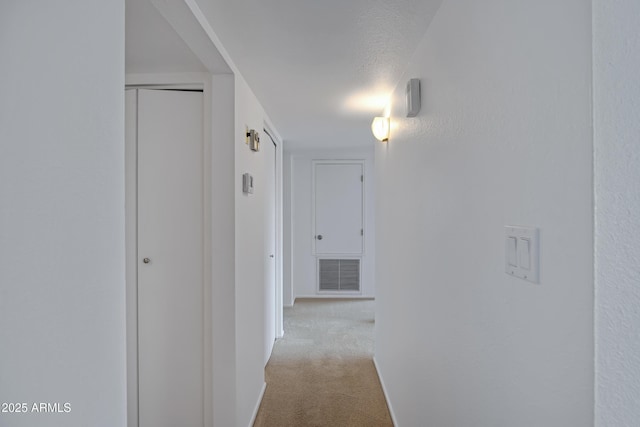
[{"left": 318, "top": 259, "right": 360, "bottom": 292}]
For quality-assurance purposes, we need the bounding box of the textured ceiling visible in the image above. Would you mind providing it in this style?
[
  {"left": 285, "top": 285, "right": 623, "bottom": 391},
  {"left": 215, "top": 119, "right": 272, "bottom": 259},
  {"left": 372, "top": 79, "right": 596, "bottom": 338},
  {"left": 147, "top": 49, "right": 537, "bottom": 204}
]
[
  {"left": 195, "top": 0, "right": 442, "bottom": 149},
  {"left": 126, "top": 0, "right": 443, "bottom": 149}
]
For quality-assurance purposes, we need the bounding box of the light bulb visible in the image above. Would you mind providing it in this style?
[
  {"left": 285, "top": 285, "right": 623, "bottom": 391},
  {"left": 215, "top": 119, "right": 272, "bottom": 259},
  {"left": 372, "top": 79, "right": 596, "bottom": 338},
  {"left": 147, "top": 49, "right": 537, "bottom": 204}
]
[{"left": 371, "top": 117, "right": 390, "bottom": 142}]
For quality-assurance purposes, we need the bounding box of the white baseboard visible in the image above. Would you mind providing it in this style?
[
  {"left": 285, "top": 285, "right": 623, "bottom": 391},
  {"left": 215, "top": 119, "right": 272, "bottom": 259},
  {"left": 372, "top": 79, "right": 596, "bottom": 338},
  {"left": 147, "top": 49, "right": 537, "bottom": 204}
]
[
  {"left": 373, "top": 357, "right": 399, "bottom": 427},
  {"left": 294, "top": 295, "right": 375, "bottom": 300},
  {"left": 248, "top": 382, "right": 267, "bottom": 427}
]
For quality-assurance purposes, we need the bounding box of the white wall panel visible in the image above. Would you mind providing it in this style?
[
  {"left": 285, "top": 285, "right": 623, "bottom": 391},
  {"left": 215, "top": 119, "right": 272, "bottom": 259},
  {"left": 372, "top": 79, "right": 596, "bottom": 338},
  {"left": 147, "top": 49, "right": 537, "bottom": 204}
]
[
  {"left": 234, "top": 75, "right": 276, "bottom": 426},
  {"left": 374, "top": 0, "right": 593, "bottom": 425},
  {"left": 0, "top": 2, "right": 126, "bottom": 426}
]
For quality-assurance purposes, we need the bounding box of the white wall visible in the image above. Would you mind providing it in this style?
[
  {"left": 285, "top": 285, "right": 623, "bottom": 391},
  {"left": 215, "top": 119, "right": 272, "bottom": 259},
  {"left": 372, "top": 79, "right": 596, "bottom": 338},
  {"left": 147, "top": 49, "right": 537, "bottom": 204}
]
[
  {"left": 0, "top": 2, "right": 126, "bottom": 427},
  {"left": 593, "top": 0, "right": 640, "bottom": 424},
  {"left": 209, "top": 74, "right": 237, "bottom": 427},
  {"left": 234, "top": 75, "right": 278, "bottom": 426},
  {"left": 374, "top": 1, "right": 593, "bottom": 426},
  {"left": 284, "top": 147, "right": 376, "bottom": 304}
]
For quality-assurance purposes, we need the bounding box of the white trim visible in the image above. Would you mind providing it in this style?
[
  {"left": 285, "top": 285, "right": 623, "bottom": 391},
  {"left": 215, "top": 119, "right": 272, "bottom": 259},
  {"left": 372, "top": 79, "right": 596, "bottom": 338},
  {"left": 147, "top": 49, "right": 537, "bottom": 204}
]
[
  {"left": 248, "top": 382, "right": 267, "bottom": 427},
  {"left": 201, "top": 78, "right": 214, "bottom": 427},
  {"left": 124, "top": 88, "right": 139, "bottom": 427},
  {"left": 294, "top": 295, "right": 374, "bottom": 300},
  {"left": 263, "top": 116, "right": 284, "bottom": 150},
  {"left": 285, "top": 154, "right": 296, "bottom": 306},
  {"left": 126, "top": 72, "right": 209, "bottom": 87},
  {"left": 373, "top": 357, "right": 399, "bottom": 427}
]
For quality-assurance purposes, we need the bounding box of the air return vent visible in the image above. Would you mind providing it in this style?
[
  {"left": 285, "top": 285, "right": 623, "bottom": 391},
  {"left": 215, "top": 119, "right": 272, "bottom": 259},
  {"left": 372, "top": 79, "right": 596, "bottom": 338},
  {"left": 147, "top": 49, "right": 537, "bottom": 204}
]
[{"left": 318, "top": 259, "right": 360, "bottom": 292}]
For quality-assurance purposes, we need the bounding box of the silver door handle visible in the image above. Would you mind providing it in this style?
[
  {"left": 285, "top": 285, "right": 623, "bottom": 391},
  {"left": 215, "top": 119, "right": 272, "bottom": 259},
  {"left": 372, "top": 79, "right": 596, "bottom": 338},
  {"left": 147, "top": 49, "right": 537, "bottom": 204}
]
[
  {"left": 316, "top": 235, "right": 323, "bottom": 240},
  {"left": 143, "top": 258, "right": 151, "bottom": 264}
]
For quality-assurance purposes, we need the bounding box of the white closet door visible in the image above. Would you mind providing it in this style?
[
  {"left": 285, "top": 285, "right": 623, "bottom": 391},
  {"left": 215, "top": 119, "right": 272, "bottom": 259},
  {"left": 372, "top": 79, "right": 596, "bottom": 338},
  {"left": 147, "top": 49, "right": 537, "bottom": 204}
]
[
  {"left": 137, "top": 89, "right": 204, "bottom": 427},
  {"left": 263, "top": 136, "right": 277, "bottom": 362},
  {"left": 314, "top": 162, "right": 364, "bottom": 254}
]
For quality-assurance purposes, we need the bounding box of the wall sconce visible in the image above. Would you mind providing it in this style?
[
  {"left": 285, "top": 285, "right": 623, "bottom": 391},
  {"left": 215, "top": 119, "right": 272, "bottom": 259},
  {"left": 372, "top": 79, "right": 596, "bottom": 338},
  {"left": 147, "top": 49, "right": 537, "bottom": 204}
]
[
  {"left": 371, "top": 117, "right": 390, "bottom": 142},
  {"left": 246, "top": 127, "right": 260, "bottom": 151}
]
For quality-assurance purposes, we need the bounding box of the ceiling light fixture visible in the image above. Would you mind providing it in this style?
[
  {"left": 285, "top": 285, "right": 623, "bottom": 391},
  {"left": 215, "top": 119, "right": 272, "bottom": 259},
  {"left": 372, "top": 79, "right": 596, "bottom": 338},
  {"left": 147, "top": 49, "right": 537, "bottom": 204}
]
[{"left": 371, "top": 117, "right": 390, "bottom": 142}]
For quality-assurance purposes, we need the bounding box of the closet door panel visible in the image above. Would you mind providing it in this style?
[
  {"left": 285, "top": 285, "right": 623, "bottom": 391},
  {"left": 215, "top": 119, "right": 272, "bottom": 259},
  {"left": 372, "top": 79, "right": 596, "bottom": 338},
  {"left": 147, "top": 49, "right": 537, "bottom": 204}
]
[{"left": 137, "top": 89, "right": 204, "bottom": 427}]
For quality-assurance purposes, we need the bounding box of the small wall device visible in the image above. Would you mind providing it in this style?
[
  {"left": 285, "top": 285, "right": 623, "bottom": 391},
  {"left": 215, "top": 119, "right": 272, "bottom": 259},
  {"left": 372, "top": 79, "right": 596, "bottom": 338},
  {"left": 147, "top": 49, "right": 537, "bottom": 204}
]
[
  {"left": 242, "top": 173, "right": 254, "bottom": 194},
  {"left": 247, "top": 129, "right": 260, "bottom": 152},
  {"left": 405, "top": 78, "right": 421, "bottom": 117}
]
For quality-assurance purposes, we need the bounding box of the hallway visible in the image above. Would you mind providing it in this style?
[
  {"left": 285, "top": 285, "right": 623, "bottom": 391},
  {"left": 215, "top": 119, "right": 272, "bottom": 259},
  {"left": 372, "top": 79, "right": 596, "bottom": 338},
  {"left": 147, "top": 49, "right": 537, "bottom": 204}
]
[
  {"left": 254, "top": 299, "right": 392, "bottom": 426},
  {"left": 2, "top": 1, "right": 639, "bottom": 426}
]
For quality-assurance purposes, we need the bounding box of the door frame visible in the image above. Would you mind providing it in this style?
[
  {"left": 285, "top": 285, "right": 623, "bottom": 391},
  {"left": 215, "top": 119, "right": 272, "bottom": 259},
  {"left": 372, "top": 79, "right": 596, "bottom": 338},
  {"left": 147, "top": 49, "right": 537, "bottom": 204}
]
[
  {"left": 264, "top": 125, "right": 284, "bottom": 339},
  {"left": 311, "top": 159, "right": 366, "bottom": 256},
  {"left": 125, "top": 74, "right": 212, "bottom": 427}
]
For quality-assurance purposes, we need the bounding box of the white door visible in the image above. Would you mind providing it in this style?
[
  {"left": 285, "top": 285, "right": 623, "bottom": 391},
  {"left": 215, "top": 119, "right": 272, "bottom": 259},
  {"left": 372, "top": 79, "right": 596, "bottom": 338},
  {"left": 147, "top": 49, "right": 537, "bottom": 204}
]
[
  {"left": 132, "top": 89, "right": 204, "bottom": 427},
  {"left": 314, "top": 162, "right": 364, "bottom": 254},
  {"left": 263, "top": 134, "right": 277, "bottom": 361}
]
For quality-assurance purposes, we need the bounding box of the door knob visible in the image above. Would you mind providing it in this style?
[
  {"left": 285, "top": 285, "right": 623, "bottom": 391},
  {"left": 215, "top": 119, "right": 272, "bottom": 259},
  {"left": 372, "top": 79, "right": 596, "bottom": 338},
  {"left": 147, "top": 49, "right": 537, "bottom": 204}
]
[
  {"left": 143, "top": 258, "right": 151, "bottom": 264},
  {"left": 316, "top": 235, "right": 323, "bottom": 240},
  {"left": 269, "top": 254, "right": 274, "bottom": 258}
]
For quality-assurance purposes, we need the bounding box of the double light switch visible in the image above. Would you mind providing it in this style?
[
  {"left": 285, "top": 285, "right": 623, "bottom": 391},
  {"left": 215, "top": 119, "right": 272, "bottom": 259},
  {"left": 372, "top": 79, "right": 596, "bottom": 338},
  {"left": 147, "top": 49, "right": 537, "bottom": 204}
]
[{"left": 505, "top": 226, "right": 539, "bottom": 283}]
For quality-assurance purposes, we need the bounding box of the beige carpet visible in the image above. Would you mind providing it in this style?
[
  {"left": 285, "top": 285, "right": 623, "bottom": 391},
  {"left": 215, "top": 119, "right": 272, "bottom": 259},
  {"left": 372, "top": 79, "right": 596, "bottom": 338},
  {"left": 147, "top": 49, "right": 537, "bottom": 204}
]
[{"left": 253, "top": 298, "right": 394, "bottom": 427}]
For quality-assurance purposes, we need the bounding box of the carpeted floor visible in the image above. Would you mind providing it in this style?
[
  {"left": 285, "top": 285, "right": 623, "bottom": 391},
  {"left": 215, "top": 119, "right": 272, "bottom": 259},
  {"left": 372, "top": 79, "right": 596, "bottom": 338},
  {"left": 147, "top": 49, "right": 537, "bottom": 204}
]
[{"left": 253, "top": 298, "right": 394, "bottom": 427}]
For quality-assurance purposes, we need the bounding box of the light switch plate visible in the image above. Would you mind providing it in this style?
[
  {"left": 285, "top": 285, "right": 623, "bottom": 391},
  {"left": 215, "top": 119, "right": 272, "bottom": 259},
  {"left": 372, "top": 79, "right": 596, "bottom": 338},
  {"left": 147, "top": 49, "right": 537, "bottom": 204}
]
[
  {"left": 505, "top": 226, "right": 539, "bottom": 283},
  {"left": 507, "top": 236, "right": 518, "bottom": 267}
]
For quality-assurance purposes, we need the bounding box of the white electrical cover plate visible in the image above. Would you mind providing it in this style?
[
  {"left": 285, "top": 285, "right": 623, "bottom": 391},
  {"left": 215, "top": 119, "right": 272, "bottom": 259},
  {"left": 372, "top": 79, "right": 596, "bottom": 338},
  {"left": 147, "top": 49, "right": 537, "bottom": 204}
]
[{"left": 505, "top": 226, "right": 539, "bottom": 283}]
